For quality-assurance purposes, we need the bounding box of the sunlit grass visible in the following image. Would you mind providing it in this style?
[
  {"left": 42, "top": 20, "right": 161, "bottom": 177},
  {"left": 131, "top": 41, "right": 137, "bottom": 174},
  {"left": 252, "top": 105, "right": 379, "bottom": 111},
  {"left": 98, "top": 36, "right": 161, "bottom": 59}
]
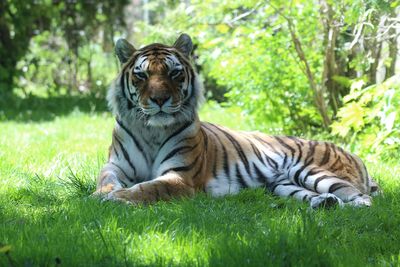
[{"left": 1, "top": 102, "right": 399, "bottom": 266}]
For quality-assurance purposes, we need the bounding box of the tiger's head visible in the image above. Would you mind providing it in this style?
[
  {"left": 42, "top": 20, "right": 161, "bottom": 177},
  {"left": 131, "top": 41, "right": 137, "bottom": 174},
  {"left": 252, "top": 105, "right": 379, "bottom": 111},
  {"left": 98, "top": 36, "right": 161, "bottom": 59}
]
[{"left": 108, "top": 34, "right": 203, "bottom": 127}]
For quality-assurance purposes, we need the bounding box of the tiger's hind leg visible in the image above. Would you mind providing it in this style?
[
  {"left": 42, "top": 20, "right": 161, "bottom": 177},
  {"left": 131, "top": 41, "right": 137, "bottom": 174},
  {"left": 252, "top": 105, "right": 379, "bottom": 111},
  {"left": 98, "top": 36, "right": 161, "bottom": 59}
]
[
  {"left": 289, "top": 165, "right": 371, "bottom": 207},
  {"left": 271, "top": 181, "right": 319, "bottom": 201},
  {"left": 271, "top": 181, "right": 344, "bottom": 208}
]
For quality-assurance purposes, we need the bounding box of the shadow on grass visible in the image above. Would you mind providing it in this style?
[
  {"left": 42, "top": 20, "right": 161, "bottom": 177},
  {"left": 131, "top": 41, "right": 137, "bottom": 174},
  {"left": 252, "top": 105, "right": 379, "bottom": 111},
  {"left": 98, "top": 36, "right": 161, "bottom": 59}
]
[{"left": 0, "top": 93, "right": 108, "bottom": 122}]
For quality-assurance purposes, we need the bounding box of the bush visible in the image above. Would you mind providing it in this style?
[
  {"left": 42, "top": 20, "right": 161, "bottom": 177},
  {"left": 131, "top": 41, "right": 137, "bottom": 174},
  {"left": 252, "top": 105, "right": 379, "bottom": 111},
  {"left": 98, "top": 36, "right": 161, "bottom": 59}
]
[{"left": 331, "top": 76, "right": 400, "bottom": 159}]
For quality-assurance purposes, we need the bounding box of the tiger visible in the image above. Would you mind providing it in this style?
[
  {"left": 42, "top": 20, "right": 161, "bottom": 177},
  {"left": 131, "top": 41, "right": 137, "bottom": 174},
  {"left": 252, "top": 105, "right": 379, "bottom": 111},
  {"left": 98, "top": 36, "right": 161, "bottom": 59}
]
[{"left": 94, "top": 33, "right": 380, "bottom": 208}]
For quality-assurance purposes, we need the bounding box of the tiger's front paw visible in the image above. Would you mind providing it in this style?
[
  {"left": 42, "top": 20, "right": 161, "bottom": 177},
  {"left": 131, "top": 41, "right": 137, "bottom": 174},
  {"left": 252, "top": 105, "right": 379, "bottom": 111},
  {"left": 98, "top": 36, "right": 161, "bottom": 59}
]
[
  {"left": 103, "top": 184, "right": 154, "bottom": 204},
  {"left": 92, "top": 183, "right": 122, "bottom": 198},
  {"left": 103, "top": 188, "right": 136, "bottom": 204}
]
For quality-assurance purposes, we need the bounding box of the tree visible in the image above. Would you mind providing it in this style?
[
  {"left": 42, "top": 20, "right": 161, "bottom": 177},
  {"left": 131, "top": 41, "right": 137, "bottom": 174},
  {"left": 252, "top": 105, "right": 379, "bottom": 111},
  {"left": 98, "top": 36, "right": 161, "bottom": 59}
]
[
  {"left": 0, "top": 0, "right": 53, "bottom": 93},
  {"left": 0, "top": 0, "right": 129, "bottom": 94}
]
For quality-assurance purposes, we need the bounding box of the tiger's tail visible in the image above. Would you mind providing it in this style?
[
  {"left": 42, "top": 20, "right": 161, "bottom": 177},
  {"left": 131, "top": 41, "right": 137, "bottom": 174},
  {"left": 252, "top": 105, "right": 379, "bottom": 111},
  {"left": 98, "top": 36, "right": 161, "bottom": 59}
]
[{"left": 369, "top": 177, "right": 381, "bottom": 196}]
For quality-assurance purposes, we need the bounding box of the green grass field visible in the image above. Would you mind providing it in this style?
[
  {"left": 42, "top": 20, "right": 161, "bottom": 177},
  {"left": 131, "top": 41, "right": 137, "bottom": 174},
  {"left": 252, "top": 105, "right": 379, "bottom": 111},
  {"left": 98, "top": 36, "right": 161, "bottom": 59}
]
[{"left": 1, "top": 100, "right": 400, "bottom": 266}]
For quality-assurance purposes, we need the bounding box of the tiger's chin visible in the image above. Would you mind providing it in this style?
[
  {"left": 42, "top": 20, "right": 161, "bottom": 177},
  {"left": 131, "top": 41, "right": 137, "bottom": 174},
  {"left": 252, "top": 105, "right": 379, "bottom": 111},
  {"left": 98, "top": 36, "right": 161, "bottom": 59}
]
[{"left": 146, "top": 112, "right": 178, "bottom": 127}]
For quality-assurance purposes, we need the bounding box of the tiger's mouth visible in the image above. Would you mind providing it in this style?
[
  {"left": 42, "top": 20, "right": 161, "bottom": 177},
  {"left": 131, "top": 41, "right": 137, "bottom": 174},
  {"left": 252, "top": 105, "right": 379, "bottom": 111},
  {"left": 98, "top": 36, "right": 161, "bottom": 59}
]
[
  {"left": 146, "top": 111, "right": 177, "bottom": 127},
  {"left": 140, "top": 100, "right": 182, "bottom": 115}
]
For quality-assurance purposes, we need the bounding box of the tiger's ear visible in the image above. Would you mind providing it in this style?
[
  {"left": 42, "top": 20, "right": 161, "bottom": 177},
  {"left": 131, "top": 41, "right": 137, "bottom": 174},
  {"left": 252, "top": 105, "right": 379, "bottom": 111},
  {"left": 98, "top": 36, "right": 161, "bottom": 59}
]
[
  {"left": 173, "top": 33, "right": 193, "bottom": 57},
  {"left": 115, "top": 39, "right": 136, "bottom": 64}
]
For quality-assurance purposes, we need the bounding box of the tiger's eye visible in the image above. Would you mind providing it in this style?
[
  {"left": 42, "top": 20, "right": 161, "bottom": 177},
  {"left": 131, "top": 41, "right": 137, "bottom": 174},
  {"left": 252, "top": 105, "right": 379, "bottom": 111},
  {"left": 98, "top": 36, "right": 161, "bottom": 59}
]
[
  {"left": 134, "top": 72, "right": 147, "bottom": 80},
  {"left": 169, "top": 69, "right": 181, "bottom": 78}
]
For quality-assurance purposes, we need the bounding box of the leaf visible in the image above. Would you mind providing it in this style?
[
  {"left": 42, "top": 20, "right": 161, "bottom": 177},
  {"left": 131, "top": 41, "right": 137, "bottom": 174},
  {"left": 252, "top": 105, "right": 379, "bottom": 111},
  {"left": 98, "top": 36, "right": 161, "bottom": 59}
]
[
  {"left": 216, "top": 24, "right": 230, "bottom": 34},
  {"left": 331, "top": 121, "right": 351, "bottom": 137},
  {"left": 335, "top": 102, "right": 366, "bottom": 134}
]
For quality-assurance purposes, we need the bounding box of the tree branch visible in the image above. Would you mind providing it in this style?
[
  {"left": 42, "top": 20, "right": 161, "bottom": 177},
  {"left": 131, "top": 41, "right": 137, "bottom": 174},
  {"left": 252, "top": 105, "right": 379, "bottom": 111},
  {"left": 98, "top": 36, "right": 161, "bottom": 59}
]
[{"left": 267, "top": 1, "right": 331, "bottom": 128}]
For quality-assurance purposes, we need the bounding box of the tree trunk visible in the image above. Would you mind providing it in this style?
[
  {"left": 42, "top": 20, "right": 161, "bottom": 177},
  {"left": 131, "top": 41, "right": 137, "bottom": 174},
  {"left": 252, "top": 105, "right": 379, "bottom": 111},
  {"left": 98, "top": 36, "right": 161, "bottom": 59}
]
[
  {"left": 388, "top": 9, "right": 399, "bottom": 77},
  {"left": 287, "top": 20, "right": 331, "bottom": 128},
  {"left": 0, "top": 0, "right": 17, "bottom": 92},
  {"left": 320, "top": 0, "right": 340, "bottom": 115},
  {"left": 369, "top": 16, "right": 386, "bottom": 84}
]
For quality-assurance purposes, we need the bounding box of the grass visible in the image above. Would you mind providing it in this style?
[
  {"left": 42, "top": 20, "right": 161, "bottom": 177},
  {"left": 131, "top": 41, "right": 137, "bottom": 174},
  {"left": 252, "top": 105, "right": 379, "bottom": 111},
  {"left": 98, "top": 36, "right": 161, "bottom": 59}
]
[{"left": 1, "top": 99, "right": 400, "bottom": 266}]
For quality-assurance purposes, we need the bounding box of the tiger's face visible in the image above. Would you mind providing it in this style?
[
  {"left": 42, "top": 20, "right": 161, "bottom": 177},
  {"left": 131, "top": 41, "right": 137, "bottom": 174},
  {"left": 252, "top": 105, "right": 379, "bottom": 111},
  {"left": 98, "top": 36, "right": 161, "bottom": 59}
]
[{"left": 112, "top": 34, "right": 199, "bottom": 127}]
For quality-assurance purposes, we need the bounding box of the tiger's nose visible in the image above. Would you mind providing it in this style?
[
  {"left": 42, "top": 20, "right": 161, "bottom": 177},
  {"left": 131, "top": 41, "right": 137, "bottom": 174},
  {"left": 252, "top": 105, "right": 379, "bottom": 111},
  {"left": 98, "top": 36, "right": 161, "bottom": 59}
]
[{"left": 150, "top": 96, "right": 171, "bottom": 107}]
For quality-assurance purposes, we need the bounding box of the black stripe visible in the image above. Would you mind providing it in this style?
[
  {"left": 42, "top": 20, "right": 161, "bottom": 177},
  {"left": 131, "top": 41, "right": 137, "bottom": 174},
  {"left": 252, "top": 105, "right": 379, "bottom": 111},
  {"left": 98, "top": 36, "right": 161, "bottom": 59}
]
[
  {"left": 212, "top": 125, "right": 251, "bottom": 175},
  {"left": 120, "top": 72, "right": 126, "bottom": 97},
  {"left": 253, "top": 163, "right": 269, "bottom": 186},
  {"left": 319, "top": 142, "right": 331, "bottom": 165},
  {"left": 161, "top": 153, "right": 201, "bottom": 176},
  {"left": 116, "top": 119, "right": 148, "bottom": 163},
  {"left": 250, "top": 142, "right": 264, "bottom": 164},
  {"left": 236, "top": 164, "right": 248, "bottom": 188},
  {"left": 182, "top": 68, "right": 190, "bottom": 98},
  {"left": 271, "top": 182, "right": 293, "bottom": 193},
  {"left": 110, "top": 162, "right": 134, "bottom": 183},
  {"left": 289, "top": 189, "right": 302, "bottom": 196},
  {"left": 313, "top": 175, "right": 331, "bottom": 191},
  {"left": 261, "top": 151, "right": 278, "bottom": 170},
  {"left": 192, "top": 144, "right": 206, "bottom": 181},
  {"left": 202, "top": 124, "right": 219, "bottom": 178},
  {"left": 330, "top": 143, "right": 338, "bottom": 158},
  {"left": 202, "top": 124, "right": 230, "bottom": 177},
  {"left": 302, "top": 165, "right": 320, "bottom": 184},
  {"left": 159, "top": 121, "right": 193, "bottom": 150},
  {"left": 160, "top": 144, "right": 196, "bottom": 164},
  {"left": 275, "top": 136, "right": 296, "bottom": 158},
  {"left": 189, "top": 68, "right": 195, "bottom": 94},
  {"left": 293, "top": 164, "right": 309, "bottom": 186},
  {"left": 112, "top": 145, "right": 120, "bottom": 159},
  {"left": 127, "top": 58, "right": 136, "bottom": 70},
  {"left": 201, "top": 128, "right": 208, "bottom": 153},
  {"left": 282, "top": 154, "right": 288, "bottom": 169},
  {"left": 293, "top": 142, "right": 303, "bottom": 166},
  {"left": 221, "top": 142, "right": 230, "bottom": 178},
  {"left": 192, "top": 157, "right": 204, "bottom": 181},
  {"left": 342, "top": 149, "right": 357, "bottom": 166},
  {"left": 114, "top": 135, "right": 136, "bottom": 175},
  {"left": 351, "top": 156, "right": 364, "bottom": 182},
  {"left": 330, "top": 157, "right": 342, "bottom": 172},
  {"left": 328, "top": 183, "right": 349, "bottom": 193},
  {"left": 254, "top": 136, "right": 284, "bottom": 157},
  {"left": 212, "top": 141, "right": 218, "bottom": 178},
  {"left": 120, "top": 71, "right": 133, "bottom": 109},
  {"left": 304, "top": 140, "right": 318, "bottom": 164}
]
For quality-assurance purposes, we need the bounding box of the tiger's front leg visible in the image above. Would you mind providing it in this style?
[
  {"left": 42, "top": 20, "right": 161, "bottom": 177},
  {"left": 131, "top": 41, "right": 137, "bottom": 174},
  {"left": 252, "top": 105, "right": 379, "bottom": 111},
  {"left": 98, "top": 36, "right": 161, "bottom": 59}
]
[
  {"left": 93, "top": 163, "right": 127, "bottom": 196},
  {"left": 105, "top": 173, "right": 195, "bottom": 204}
]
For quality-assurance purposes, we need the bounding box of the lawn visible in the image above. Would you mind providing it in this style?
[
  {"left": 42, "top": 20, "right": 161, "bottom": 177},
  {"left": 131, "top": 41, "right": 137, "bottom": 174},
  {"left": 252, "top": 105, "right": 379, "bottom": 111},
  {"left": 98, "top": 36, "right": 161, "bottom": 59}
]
[{"left": 1, "top": 99, "right": 400, "bottom": 266}]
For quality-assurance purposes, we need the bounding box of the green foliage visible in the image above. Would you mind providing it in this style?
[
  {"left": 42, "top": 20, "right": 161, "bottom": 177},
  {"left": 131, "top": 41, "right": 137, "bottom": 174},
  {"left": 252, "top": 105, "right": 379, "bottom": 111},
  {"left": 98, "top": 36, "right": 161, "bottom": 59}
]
[
  {"left": 0, "top": 0, "right": 56, "bottom": 91},
  {"left": 135, "top": 0, "right": 324, "bottom": 133},
  {"left": 332, "top": 76, "right": 400, "bottom": 159},
  {"left": 0, "top": 0, "right": 128, "bottom": 94},
  {"left": 134, "top": 0, "right": 398, "bottom": 137},
  {"left": 16, "top": 31, "right": 118, "bottom": 97},
  {"left": 1, "top": 0, "right": 398, "bottom": 158}
]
